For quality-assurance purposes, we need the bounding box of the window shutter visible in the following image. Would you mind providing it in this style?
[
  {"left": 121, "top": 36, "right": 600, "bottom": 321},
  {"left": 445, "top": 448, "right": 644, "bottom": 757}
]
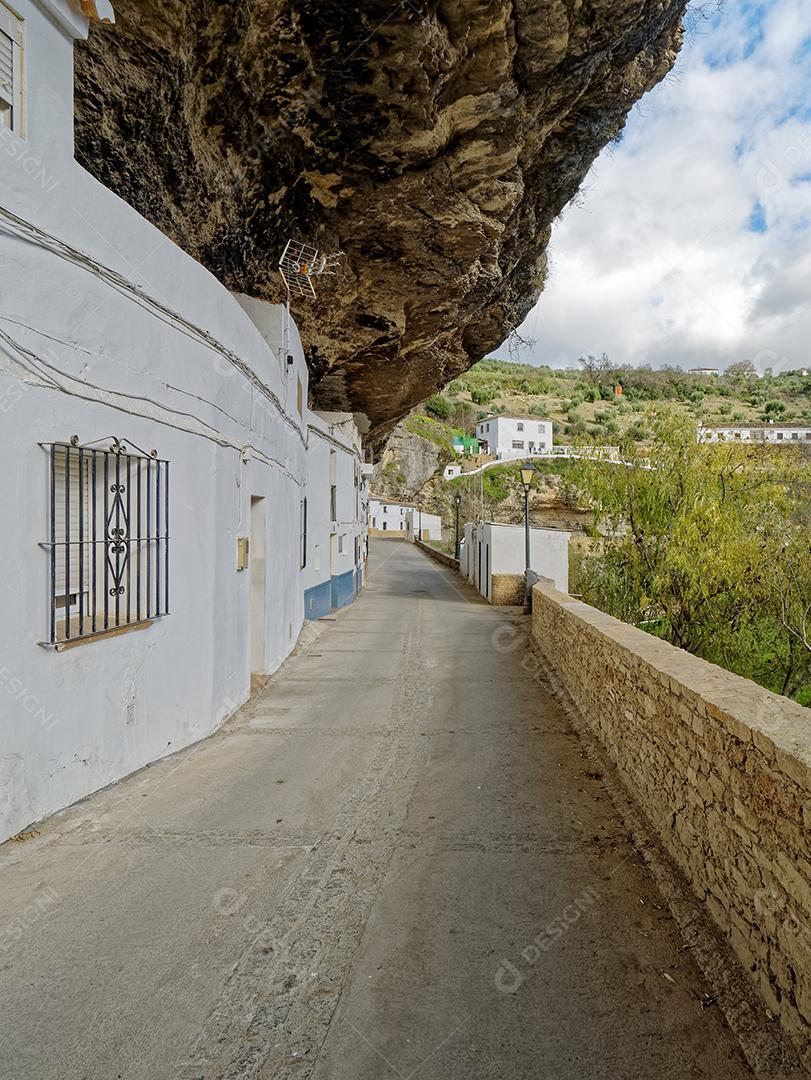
[
  {"left": 0, "top": 4, "right": 22, "bottom": 134},
  {"left": 53, "top": 447, "right": 92, "bottom": 606},
  {"left": 0, "top": 31, "right": 12, "bottom": 100}
]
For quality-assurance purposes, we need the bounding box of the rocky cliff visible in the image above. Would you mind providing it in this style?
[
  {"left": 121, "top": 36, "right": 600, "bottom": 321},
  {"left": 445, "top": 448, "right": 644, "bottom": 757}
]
[
  {"left": 74, "top": 1, "right": 686, "bottom": 444},
  {"left": 373, "top": 424, "right": 443, "bottom": 499}
]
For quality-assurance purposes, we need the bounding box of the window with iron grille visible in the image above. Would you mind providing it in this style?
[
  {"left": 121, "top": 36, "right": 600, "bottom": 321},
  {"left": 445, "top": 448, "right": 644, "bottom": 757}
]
[{"left": 42, "top": 437, "right": 170, "bottom": 646}]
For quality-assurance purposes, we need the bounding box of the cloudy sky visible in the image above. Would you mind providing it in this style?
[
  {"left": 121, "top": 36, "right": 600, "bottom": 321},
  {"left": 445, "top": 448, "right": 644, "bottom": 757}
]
[{"left": 501, "top": 0, "right": 811, "bottom": 373}]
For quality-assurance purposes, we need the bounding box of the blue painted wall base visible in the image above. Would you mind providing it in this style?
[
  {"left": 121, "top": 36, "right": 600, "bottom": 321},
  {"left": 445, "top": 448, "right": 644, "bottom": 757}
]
[
  {"left": 304, "top": 567, "right": 363, "bottom": 620},
  {"left": 303, "top": 579, "right": 332, "bottom": 620}
]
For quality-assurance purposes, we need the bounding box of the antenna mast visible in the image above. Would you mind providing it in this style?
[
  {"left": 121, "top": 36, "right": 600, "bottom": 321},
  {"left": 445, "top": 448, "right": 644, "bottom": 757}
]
[{"left": 278, "top": 238, "right": 344, "bottom": 369}]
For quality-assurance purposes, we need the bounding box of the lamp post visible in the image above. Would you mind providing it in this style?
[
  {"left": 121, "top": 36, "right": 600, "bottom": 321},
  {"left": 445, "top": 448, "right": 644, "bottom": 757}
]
[
  {"left": 520, "top": 464, "right": 536, "bottom": 609},
  {"left": 454, "top": 492, "right": 462, "bottom": 560}
]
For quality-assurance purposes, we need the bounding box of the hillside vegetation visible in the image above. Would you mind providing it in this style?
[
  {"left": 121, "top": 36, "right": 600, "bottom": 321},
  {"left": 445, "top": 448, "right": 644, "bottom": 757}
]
[
  {"left": 417, "top": 357, "right": 811, "bottom": 446},
  {"left": 571, "top": 412, "right": 811, "bottom": 706}
]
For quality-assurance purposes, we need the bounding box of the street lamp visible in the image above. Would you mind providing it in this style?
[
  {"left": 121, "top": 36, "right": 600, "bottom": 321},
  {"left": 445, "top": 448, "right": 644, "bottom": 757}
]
[
  {"left": 520, "top": 464, "right": 536, "bottom": 609},
  {"left": 454, "top": 492, "right": 462, "bottom": 560}
]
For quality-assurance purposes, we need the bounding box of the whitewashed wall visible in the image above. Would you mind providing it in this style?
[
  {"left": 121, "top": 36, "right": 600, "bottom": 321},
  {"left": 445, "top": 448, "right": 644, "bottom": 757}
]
[
  {"left": 369, "top": 498, "right": 410, "bottom": 532},
  {"left": 475, "top": 417, "right": 554, "bottom": 459},
  {"left": 483, "top": 524, "right": 570, "bottom": 593},
  {"left": 0, "top": 0, "right": 366, "bottom": 841},
  {"left": 405, "top": 509, "right": 442, "bottom": 542}
]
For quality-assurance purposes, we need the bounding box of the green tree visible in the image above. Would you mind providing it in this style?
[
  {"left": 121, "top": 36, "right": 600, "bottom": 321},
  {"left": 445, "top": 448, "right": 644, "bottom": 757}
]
[
  {"left": 425, "top": 394, "right": 452, "bottom": 420},
  {"left": 570, "top": 410, "right": 811, "bottom": 703}
]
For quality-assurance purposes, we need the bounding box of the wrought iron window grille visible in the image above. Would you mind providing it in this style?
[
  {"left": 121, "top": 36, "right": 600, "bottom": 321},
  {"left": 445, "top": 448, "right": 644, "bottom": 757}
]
[{"left": 41, "top": 435, "right": 170, "bottom": 647}]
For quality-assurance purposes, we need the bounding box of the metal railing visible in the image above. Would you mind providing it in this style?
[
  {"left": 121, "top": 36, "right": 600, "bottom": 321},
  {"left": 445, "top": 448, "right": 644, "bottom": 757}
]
[{"left": 41, "top": 436, "right": 170, "bottom": 646}]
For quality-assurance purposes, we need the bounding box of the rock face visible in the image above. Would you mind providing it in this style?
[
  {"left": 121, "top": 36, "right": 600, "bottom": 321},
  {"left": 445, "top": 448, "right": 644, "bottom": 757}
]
[
  {"left": 74, "top": 1, "right": 686, "bottom": 444},
  {"left": 373, "top": 424, "right": 442, "bottom": 498}
]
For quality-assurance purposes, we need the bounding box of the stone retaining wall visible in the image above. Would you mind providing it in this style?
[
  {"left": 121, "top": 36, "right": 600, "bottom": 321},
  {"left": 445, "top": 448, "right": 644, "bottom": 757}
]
[
  {"left": 490, "top": 573, "right": 524, "bottom": 605},
  {"left": 414, "top": 540, "right": 459, "bottom": 570},
  {"left": 532, "top": 579, "right": 811, "bottom": 1061}
]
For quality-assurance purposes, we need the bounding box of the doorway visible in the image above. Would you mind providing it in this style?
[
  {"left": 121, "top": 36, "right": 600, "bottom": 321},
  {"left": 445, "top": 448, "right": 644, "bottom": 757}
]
[{"left": 249, "top": 496, "right": 267, "bottom": 687}]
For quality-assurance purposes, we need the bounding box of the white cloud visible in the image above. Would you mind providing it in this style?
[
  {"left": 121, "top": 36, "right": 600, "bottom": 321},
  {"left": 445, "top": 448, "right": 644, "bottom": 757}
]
[{"left": 502, "top": 0, "right": 811, "bottom": 373}]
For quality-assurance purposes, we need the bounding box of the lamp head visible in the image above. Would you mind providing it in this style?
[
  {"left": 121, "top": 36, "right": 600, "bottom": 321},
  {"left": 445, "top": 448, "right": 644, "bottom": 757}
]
[
  {"left": 520, "top": 464, "right": 536, "bottom": 490},
  {"left": 454, "top": 493, "right": 462, "bottom": 507}
]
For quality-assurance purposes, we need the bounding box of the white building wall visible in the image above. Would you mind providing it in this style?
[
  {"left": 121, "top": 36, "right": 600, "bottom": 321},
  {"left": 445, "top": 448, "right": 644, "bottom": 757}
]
[
  {"left": 369, "top": 498, "right": 410, "bottom": 533},
  {"left": 472, "top": 524, "right": 570, "bottom": 600},
  {"left": 475, "top": 417, "right": 554, "bottom": 460},
  {"left": 405, "top": 509, "right": 442, "bottom": 542},
  {"left": 700, "top": 425, "right": 811, "bottom": 444},
  {"left": 0, "top": 0, "right": 367, "bottom": 841}
]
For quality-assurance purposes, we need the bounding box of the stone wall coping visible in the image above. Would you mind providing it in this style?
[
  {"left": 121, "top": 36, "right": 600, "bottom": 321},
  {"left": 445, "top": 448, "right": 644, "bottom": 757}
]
[
  {"left": 533, "top": 579, "right": 811, "bottom": 791},
  {"left": 414, "top": 540, "right": 460, "bottom": 569}
]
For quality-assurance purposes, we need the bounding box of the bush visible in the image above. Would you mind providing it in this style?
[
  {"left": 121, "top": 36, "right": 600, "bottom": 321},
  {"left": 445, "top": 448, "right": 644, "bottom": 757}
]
[
  {"left": 626, "top": 422, "right": 649, "bottom": 441},
  {"left": 471, "top": 386, "right": 496, "bottom": 406},
  {"left": 425, "top": 394, "right": 452, "bottom": 420}
]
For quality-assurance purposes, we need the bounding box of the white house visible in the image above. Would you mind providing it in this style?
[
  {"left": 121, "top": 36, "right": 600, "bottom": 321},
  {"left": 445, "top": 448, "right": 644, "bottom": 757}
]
[
  {"left": 369, "top": 497, "right": 410, "bottom": 535},
  {"left": 463, "top": 523, "right": 570, "bottom": 604},
  {"left": 302, "top": 413, "right": 370, "bottom": 620},
  {"left": 405, "top": 508, "right": 442, "bottom": 543},
  {"left": 369, "top": 497, "right": 442, "bottom": 541},
  {"left": 475, "top": 415, "right": 554, "bottom": 459},
  {"left": 699, "top": 424, "right": 811, "bottom": 445},
  {"left": 0, "top": 0, "right": 368, "bottom": 843},
  {"left": 688, "top": 367, "right": 720, "bottom": 377}
]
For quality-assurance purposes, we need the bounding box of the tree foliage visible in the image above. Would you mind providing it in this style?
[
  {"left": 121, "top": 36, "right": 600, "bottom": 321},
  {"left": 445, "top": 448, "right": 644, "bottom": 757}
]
[{"left": 571, "top": 410, "right": 811, "bottom": 703}]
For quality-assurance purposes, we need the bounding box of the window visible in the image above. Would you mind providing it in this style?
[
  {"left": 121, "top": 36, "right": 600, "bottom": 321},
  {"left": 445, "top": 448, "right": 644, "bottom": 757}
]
[
  {"left": 330, "top": 484, "right": 337, "bottom": 521},
  {"left": 777, "top": 433, "right": 784, "bottom": 441},
  {"left": 383, "top": 505, "right": 387, "bottom": 514},
  {"left": 512, "top": 441, "right": 524, "bottom": 450},
  {"left": 0, "top": 4, "right": 22, "bottom": 136},
  {"left": 516, "top": 423, "right": 524, "bottom": 432},
  {"left": 338, "top": 534, "right": 345, "bottom": 555},
  {"left": 300, "top": 497, "right": 307, "bottom": 569},
  {"left": 43, "top": 438, "right": 170, "bottom": 646},
  {"left": 382, "top": 522, "right": 387, "bottom": 531},
  {"left": 296, "top": 376, "right": 303, "bottom": 418}
]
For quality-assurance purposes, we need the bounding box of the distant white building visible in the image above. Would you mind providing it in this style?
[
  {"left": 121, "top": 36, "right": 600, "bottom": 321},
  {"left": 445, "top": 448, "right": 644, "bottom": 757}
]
[
  {"left": 369, "top": 498, "right": 410, "bottom": 535},
  {"left": 461, "top": 522, "right": 570, "bottom": 604},
  {"left": 475, "top": 415, "right": 554, "bottom": 459},
  {"left": 443, "top": 463, "right": 462, "bottom": 480},
  {"left": 689, "top": 367, "right": 720, "bottom": 377},
  {"left": 369, "top": 498, "right": 442, "bottom": 541},
  {"left": 405, "top": 509, "right": 442, "bottom": 543},
  {"left": 699, "top": 424, "right": 811, "bottom": 445}
]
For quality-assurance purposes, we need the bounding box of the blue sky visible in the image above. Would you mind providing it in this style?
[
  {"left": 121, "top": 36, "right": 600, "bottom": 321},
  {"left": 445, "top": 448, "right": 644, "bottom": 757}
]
[{"left": 503, "top": 0, "right": 811, "bottom": 372}]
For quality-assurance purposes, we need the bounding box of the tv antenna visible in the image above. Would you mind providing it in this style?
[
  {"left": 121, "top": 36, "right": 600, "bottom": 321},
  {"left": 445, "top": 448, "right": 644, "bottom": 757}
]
[{"left": 277, "top": 238, "right": 344, "bottom": 373}]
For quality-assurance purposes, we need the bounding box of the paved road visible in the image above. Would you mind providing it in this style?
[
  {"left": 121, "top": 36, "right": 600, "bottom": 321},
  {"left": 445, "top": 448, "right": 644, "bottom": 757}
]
[{"left": 0, "top": 541, "right": 754, "bottom": 1080}]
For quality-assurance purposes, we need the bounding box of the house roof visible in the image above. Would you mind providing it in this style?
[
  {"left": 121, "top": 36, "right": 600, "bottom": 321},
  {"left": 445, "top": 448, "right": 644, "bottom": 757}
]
[
  {"left": 369, "top": 495, "right": 416, "bottom": 508},
  {"left": 476, "top": 414, "right": 552, "bottom": 424}
]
